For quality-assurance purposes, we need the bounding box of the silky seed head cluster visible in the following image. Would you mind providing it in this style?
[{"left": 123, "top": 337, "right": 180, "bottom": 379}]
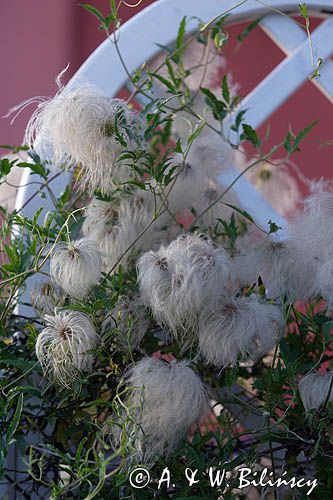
[
  {"left": 198, "top": 294, "right": 284, "bottom": 367},
  {"left": 124, "top": 357, "right": 208, "bottom": 465},
  {"left": 82, "top": 191, "right": 170, "bottom": 273},
  {"left": 31, "top": 280, "right": 65, "bottom": 315},
  {"left": 137, "top": 233, "right": 231, "bottom": 338},
  {"left": 102, "top": 294, "right": 150, "bottom": 348},
  {"left": 36, "top": 310, "right": 100, "bottom": 387},
  {"left": 50, "top": 238, "right": 102, "bottom": 299},
  {"left": 299, "top": 372, "right": 333, "bottom": 412},
  {"left": 26, "top": 84, "right": 144, "bottom": 194}
]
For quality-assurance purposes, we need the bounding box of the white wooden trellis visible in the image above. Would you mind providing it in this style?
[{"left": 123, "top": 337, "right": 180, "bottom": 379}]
[{"left": 4, "top": 1, "right": 333, "bottom": 498}]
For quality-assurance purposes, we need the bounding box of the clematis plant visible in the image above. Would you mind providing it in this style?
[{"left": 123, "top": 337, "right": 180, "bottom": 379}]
[{"left": 1, "top": 2, "right": 333, "bottom": 499}]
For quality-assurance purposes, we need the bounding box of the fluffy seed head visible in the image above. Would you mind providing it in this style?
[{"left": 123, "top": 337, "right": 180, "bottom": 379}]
[
  {"left": 31, "top": 280, "right": 65, "bottom": 315},
  {"left": 102, "top": 294, "right": 150, "bottom": 347},
  {"left": 299, "top": 371, "right": 333, "bottom": 412},
  {"left": 290, "top": 183, "right": 333, "bottom": 264},
  {"left": 313, "top": 259, "right": 333, "bottom": 309},
  {"left": 163, "top": 153, "right": 210, "bottom": 216},
  {"left": 50, "top": 238, "right": 102, "bottom": 298},
  {"left": 26, "top": 84, "right": 144, "bottom": 194},
  {"left": 137, "top": 234, "right": 231, "bottom": 338},
  {"left": 124, "top": 357, "right": 208, "bottom": 464},
  {"left": 235, "top": 234, "right": 314, "bottom": 300},
  {"left": 198, "top": 294, "right": 284, "bottom": 367},
  {"left": 35, "top": 310, "right": 100, "bottom": 387},
  {"left": 82, "top": 192, "right": 171, "bottom": 273}
]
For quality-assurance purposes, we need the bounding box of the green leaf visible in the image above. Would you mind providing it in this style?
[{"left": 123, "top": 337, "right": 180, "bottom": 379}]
[
  {"left": 322, "top": 320, "right": 333, "bottom": 341},
  {"left": 81, "top": 4, "right": 106, "bottom": 24},
  {"left": 222, "top": 202, "right": 254, "bottom": 223},
  {"left": 298, "top": 3, "right": 308, "bottom": 19},
  {"left": 230, "top": 109, "right": 248, "bottom": 133},
  {"left": 217, "top": 213, "right": 238, "bottom": 247},
  {"left": 152, "top": 73, "right": 175, "bottom": 93},
  {"left": 268, "top": 219, "right": 281, "bottom": 234},
  {"left": 6, "top": 393, "right": 23, "bottom": 446},
  {"left": 237, "top": 16, "right": 264, "bottom": 43},
  {"left": 0, "top": 158, "right": 12, "bottom": 176},
  {"left": 241, "top": 123, "right": 261, "bottom": 148},
  {"left": 221, "top": 74, "right": 230, "bottom": 104},
  {"left": 200, "top": 87, "right": 227, "bottom": 121},
  {"left": 175, "top": 139, "right": 183, "bottom": 154},
  {"left": 187, "top": 122, "right": 205, "bottom": 149},
  {"left": 293, "top": 120, "right": 318, "bottom": 151},
  {"left": 173, "top": 16, "right": 186, "bottom": 63},
  {"left": 0, "top": 358, "right": 36, "bottom": 370},
  {"left": 19, "top": 161, "right": 48, "bottom": 179},
  {"left": 284, "top": 120, "right": 318, "bottom": 155}
]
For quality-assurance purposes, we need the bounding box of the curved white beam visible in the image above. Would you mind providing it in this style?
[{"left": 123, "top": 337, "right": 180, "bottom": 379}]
[{"left": 70, "top": 0, "right": 333, "bottom": 97}]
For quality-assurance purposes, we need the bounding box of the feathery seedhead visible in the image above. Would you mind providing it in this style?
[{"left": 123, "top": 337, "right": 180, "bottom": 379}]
[
  {"left": 50, "top": 238, "right": 102, "bottom": 299},
  {"left": 123, "top": 357, "right": 208, "bottom": 465},
  {"left": 35, "top": 310, "right": 100, "bottom": 387}
]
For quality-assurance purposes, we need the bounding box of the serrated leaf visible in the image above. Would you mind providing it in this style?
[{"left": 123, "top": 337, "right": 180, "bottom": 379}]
[
  {"left": 241, "top": 123, "right": 261, "bottom": 148},
  {"left": 187, "top": 122, "right": 204, "bottom": 148},
  {"left": 200, "top": 87, "right": 227, "bottom": 121},
  {"left": 231, "top": 109, "right": 248, "bottom": 133}
]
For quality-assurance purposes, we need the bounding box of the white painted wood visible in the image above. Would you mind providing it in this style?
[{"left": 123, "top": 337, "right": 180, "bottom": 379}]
[
  {"left": 261, "top": 14, "right": 333, "bottom": 102},
  {"left": 224, "top": 16, "right": 333, "bottom": 143},
  {"left": 69, "top": 0, "right": 333, "bottom": 97},
  {"left": 261, "top": 14, "right": 308, "bottom": 53}
]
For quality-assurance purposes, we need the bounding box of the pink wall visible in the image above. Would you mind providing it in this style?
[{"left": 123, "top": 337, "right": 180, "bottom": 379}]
[
  {"left": 0, "top": 0, "right": 155, "bottom": 147},
  {"left": 1, "top": 1, "right": 332, "bottom": 184}
]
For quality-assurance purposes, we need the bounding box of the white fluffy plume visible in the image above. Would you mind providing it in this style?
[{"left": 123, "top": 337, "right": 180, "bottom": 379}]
[
  {"left": 137, "top": 233, "right": 231, "bottom": 337},
  {"left": 102, "top": 294, "right": 150, "bottom": 347},
  {"left": 231, "top": 233, "right": 315, "bottom": 300},
  {"left": 82, "top": 192, "right": 172, "bottom": 273},
  {"left": 290, "top": 182, "right": 333, "bottom": 259},
  {"left": 313, "top": 259, "right": 333, "bottom": 309},
  {"left": 36, "top": 310, "right": 100, "bottom": 387},
  {"left": 198, "top": 294, "right": 284, "bottom": 367},
  {"left": 31, "top": 280, "right": 65, "bottom": 315},
  {"left": 299, "top": 371, "right": 333, "bottom": 412},
  {"left": 124, "top": 357, "right": 208, "bottom": 464},
  {"left": 290, "top": 184, "right": 333, "bottom": 269},
  {"left": 25, "top": 83, "right": 144, "bottom": 194},
  {"left": 50, "top": 238, "right": 102, "bottom": 299}
]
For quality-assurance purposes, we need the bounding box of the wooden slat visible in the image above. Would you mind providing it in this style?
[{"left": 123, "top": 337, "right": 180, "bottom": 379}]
[
  {"left": 261, "top": 14, "right": 333, "bottom": 102},
  {"left": 225, "top": 16, "right": 333, "bottom": 143},
  {"left": 69, "top": 0, "right": 333, "bottom": 97}
]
